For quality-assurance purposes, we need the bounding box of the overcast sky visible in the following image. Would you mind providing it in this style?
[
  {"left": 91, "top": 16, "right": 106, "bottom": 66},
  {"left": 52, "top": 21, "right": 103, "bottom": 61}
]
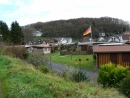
[{"left": 0, "top": 0, "right": 130, "bottom": 27}]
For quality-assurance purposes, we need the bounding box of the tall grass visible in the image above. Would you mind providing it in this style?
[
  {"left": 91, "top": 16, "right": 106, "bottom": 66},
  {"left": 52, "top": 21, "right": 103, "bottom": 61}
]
[{"left": 0, "top": 55, "right": 126, "bottom": 98}]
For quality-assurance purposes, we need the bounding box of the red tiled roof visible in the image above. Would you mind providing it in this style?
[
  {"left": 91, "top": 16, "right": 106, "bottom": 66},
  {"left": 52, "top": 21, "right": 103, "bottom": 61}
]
[
  {"left": 122, "top": 34, "right": 130, "bottom": 40},
  {"left": 93, "top": 45, "right": 130, "bottom": 53}
]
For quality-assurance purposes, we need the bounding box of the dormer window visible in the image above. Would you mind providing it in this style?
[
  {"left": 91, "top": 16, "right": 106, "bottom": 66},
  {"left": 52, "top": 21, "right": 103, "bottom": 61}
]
[
  {"left": 112, "top": 37, "right": 115, "bottom": 41},
  {"left": 114, "top": 38, "right": 115, "bottom": 41}
]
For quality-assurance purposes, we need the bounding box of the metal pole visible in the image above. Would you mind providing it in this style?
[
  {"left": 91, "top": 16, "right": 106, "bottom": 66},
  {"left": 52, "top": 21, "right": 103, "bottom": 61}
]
[
  {"left": 50, "top": 56, "right": 52, "bottom": 70},
  {"left": 71, "top": 51, "right": 72, "bottom": 60}
]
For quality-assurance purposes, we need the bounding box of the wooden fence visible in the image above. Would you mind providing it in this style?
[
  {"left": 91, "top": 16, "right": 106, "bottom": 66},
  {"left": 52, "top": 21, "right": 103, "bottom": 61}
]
[{"left": 60, "top": 51, "right": 92, "bottom": 55}]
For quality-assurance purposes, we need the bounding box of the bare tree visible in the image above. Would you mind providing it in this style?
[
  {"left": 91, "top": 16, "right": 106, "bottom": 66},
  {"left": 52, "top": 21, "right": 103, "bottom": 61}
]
[{"left": 22, "top": 27, "right": 35, "bottom": 43}]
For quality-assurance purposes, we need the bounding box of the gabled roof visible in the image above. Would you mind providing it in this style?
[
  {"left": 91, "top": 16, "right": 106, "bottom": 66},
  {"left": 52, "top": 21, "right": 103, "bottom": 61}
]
[
  {"left": 125, "top": 40, "right": 130, "bottom": 44},
  {"left": 121, "top": 33, "right": 130, "bottom": 40},
  {"left": 32, "top": 44, "right": 51, "bottom": 48},
  {"left": 93, "top": 45, "right": 130, "bottom": 53},
  {"left": 79, "top": 37, "right": 92, "bottom": 42},
  {"left": 106, "top": 34, "right": 120, "bottom": 40},
  {"left": 49, "top": 38, "right": 59, "bottom": 43}
]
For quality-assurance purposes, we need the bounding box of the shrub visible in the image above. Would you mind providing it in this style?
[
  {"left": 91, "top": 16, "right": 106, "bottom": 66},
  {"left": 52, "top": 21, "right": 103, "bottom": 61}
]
[
  {"left": 119, "top": 74, "right": 130, "bottom": 98},
  {"left": 98, "top": 62, "right": 128, "bottom": 87},
  {"left": 5, "top": 45, "right": 26, "bottom": 59},
  {"left": 61, "top": 69, "right": 68, "bottom": 78},
  {"left": 38, "top": 65, "right": 50, "bottom": 73},
  {"left": 26, "top": 53, "right": 49, "bottom": 68},
  {"left": 72, "top": 71, "right": 89, "bottom": 82},
  {"left": 0, "top": 43, "right": 7, "bottom": 54},
  {"left": 60, "top": 44, "right": 64, "bottom": 50},
  {"left": 23, "top": 52, "right": 30, "bottom": 59},
  {"left": 93, "top": 54, "right": 96, "bottom": 60}
]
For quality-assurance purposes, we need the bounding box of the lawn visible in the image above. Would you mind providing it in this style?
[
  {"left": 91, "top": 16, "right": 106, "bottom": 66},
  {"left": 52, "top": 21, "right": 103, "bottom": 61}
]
[{"left": 45, "top": 51, "right": 96, "bottom": 71}]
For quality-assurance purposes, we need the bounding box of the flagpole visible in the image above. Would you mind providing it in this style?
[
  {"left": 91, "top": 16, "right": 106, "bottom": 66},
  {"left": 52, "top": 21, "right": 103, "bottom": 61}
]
[
  {"left": 90, "top": 25, "right": 93, "bottom": 45},
  {"left": 90, "top": 25, "right": 92, "bottom": 39}
]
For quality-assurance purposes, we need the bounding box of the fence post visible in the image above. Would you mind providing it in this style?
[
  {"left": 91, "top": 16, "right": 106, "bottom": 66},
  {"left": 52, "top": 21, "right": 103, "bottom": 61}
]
[
  {"left": 71, "top": 51, "right": 72, "bottom": 60},
  {"left": 50, "top": 56, "right": 52, "bottom": 70}
]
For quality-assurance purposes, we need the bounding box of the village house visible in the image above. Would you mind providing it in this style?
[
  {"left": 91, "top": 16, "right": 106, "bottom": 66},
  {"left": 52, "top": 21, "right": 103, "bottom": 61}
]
[
  {"left": 107, "top": 34, "right": 121, "bottom": 42},
  {"left": 106, "top": 31, "right": 130, "bottom": 43},
  {"left": 32, "top": 31, "right": 43, "bottom": 37},
  {"left": 98, "top": 37, "right": 106, "bottom": 42},
  {"left": 48, "top": 38, "right": 61, "bottom": 46},
  {"left": 48, "top": 37, "right": 73, "bottom": 46},
  {"left": 60, "top": 37, "right": 72, "bottom": 44},
  {"left": 32, "top": 44, "right": 51, "bottom": 54},
  {"left": 93, "top": 43, "right": 130, "bottom": 68},
  {"left": 77, "top": 37, "right": 109, "bottom": 53},
  {"left": 25, "top": 39, "right": 51, "bottom": 54},
  {"left": 78, "top": 37, "right": 94, "bottom": 52}
]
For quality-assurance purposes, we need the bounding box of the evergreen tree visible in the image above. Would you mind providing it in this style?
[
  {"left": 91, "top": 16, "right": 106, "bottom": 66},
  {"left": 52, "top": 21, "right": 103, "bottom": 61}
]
[
  {"left": 0, "top": 21, "right": 10, "bottom": 43},
  {"left": 10, "top": 21, "right": 24, "bottom": 45}
]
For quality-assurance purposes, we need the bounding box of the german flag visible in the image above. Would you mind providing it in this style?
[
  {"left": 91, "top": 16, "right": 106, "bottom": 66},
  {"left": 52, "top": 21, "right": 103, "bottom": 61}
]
[{"left": 83, "top": 26, "right": 91, "bottom": 36}]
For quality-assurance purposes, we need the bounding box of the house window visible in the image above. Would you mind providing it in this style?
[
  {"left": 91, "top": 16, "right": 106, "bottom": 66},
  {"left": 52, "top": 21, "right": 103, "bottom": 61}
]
[
  {"left": 27, "top": 48, "right": 30, "bottom": 52},
  {"left": 112, "top": 38, "right": 114, "bottom": 41},
  {"left": 48, "top": 48, "right": 50, "bottom": 51},
  {"left": 37, "top": 48, "right": 42, "bottom": 52},
  {"left": 112, "top": 37, "right": 115, "bottom": 41},
  {"left": 114, "top": 38, "right": 115, "bottom": 41},
  {"left": 44, "top": 48, "right": 47, "bottom": 51},
  {"left": 122, "top": 53, "right": 130, "bottom": 62}
]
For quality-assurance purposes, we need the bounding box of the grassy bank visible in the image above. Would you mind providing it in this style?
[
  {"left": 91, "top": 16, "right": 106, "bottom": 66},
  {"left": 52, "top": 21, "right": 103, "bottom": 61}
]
[
  {"left": 46, "top": 52, "right": 96, "bottom": 71},
  {"left": 0, "top": 55, "right": 126, "bottom": 98}
]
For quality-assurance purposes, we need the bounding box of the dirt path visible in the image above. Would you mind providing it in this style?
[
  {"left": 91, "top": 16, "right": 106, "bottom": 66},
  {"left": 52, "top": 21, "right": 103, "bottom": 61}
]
[
  {"left": 47, "top": 62, "right": 98, "bottom": 83},
  {"left": 0, "top": 80, "right": 3, "bottom": 98}
]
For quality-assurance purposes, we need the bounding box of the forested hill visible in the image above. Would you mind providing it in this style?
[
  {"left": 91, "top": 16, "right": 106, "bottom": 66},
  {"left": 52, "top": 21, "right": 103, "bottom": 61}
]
[{"left": 25, "top": 17, "right": 130, "bottom": 39}]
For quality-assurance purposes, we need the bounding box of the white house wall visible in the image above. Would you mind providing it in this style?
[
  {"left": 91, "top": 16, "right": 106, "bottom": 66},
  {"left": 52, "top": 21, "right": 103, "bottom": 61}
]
[
  {"left": 43, "top": 48, "right": 51, "bottom": 54},
  {"left": 107, "top": 37, "right": 120, "bottom": 42}
]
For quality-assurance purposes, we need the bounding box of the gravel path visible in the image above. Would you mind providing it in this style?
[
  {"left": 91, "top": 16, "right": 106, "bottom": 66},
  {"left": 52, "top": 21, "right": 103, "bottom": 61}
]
[
  {"left": 47, "top": 62, "right": 98, "bottom": 82},
  {"left": 0, "top": 80, "right": 3, "bottom": 98}
]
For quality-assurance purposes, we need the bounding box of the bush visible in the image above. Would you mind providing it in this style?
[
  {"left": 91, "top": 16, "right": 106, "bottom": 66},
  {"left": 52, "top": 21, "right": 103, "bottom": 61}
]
[
  {"left": 38, "top": 65, "right": 50, "bottom": 73},
  {"left": 98, "top": 62, "right": 128, "bottom": 87},
  {"left": 0, "top": 43, "right": 7, "bottom": 54},
  {"left": 23, "top": 52, "right": 30, "bottom": 59},
  {"left": 60, "top": 44, "right": 65, "bottom": 50},
  {"left": 120, "top": 74, "right": 130, "bottom": 98},
  {"left": 93, "top": 54, "right": 96, "bottom": 60},
  {"left": 5, "top": 45, "right": 26, "bottom": 59},
  {"left": 26, "top": 53, "right": 49, "bottom": 68},
  {"left": 72, "top": 71, "right": 89, "bottom": 82},
  {"left": 61, "top": 69, "right": 68, "bottom": 78}
]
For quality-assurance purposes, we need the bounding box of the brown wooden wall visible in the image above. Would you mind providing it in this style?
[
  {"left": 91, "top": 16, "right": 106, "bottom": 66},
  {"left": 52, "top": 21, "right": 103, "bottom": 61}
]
[
  {"left": 81, "top": 45, "right": 88, "bottom": 51},
  {"left": 97, "top": 53, "right": 130, "bottom": 68},
  {"left": 97, "top": 53, "right": 110, "bottom": 68}
]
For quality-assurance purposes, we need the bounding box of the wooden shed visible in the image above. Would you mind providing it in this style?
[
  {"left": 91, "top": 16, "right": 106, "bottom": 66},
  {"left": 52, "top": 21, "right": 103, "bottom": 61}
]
[{"left": 93, "top": 45, "right": 130, "bottom": 68}]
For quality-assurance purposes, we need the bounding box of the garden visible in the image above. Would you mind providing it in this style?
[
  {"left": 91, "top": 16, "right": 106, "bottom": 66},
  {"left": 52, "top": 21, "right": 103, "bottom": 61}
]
[{"left": 45, "top": 51, "right": 96, "bottom": 71}]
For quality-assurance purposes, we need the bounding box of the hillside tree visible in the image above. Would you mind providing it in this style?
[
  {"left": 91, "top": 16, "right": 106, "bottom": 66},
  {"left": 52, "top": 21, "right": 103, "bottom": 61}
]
[
  {"left": 10, "top": 21, "right": 24, "bottom": 45},
  {"left": 0, "top": 21, "right": 10, "bottom": 43},
  {"left": 22, "top": 27, "right": 35, "bottom": 43}
]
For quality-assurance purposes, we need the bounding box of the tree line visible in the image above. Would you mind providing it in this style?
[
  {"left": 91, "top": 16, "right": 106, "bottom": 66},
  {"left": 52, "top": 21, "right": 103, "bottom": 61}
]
[
  {"left": 1, "top": 17, "right": 129, "bottom": 45},
  {"left": 0, "top": 21, "right": 24, "bottom": 45},
  {"left": 25, "top": 17, "right": 129, "bottom": 39}
]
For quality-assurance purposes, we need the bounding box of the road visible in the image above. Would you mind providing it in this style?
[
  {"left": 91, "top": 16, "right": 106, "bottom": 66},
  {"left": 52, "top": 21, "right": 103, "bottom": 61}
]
[{"left": 47, "top": 62, "right": 98, "bottom": 83}]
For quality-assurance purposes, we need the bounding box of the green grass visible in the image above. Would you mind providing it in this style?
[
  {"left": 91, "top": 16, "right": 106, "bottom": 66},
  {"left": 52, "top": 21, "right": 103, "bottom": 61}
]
[
  {"left": 45, "top": 51, "right": 60, "bottom": 57},
  {"left": 45, "top": 52, "right": 96, "bottom": 71},
  {"left": 0, "top": 55, "right": 126, "bottom": 98}
]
